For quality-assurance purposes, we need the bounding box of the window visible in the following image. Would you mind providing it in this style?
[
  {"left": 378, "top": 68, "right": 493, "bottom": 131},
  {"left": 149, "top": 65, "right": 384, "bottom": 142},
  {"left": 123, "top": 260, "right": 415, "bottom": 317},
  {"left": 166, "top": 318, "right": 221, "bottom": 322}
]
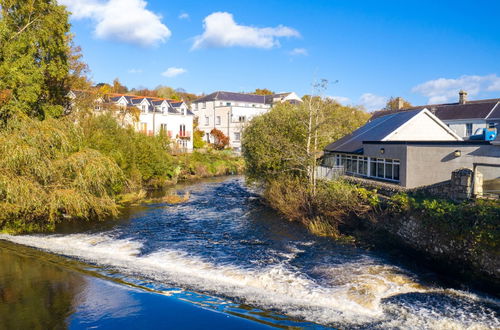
[
  {"left": 206, "top": 133, "right": 210, "bottom": 142},
  {"left": 179, "top": 124, "right": 186, "bottom": 137},
  {"left": 219, "top": 102, "right": 223, "bottom": 106},
  {"left": 141, "top": 105, "right": 146, "bottom": 112},
  {"left": 488, "top": 122, "right": 496, "bottom": 129},
  {"left": 466, "top": 123, "right": 473, "bottom": 136},
  {"left": 216, "top": 116, "right": 221, "bottom": 125},
  {"left": 160, "top": 124, "right": 168, "bottom": 132},
  {"left": 205, "top": 116, "right": 209, "bottom": 126},
  {"left": 140, "top": 122, "right": 147, "bottom": 133},
  {"left": 238, "top": 116, "right": 246, "bottom": 122},
  {"left": 226, "top": 102, "right": 231, "bottom": 106},
  {"left": 234, "top": 132, "right": 241, "bottom": 141},
  {"left": 370, "top": 158, "right": 400, "bottom": 181},
  {"left": 202, "top": 102, "right": 206, "bottom": 109}
]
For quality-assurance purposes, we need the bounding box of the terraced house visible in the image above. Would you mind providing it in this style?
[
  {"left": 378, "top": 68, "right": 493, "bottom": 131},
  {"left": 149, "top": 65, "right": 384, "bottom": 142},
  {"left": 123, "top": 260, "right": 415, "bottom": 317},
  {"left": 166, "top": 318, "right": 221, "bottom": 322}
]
[
  {"left": 69, "top": 91, "right": 194, "bottom": 151},
  {"left": 192, "top": 91, "right": 302, "bottom": 151}
]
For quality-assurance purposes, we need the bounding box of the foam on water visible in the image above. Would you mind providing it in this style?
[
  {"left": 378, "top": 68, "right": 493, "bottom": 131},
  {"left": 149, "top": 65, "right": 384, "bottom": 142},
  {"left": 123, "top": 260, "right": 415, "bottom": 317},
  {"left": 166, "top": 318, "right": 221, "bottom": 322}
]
[{"left": 1, "top": 233, "right": 498, "bottom": 328}]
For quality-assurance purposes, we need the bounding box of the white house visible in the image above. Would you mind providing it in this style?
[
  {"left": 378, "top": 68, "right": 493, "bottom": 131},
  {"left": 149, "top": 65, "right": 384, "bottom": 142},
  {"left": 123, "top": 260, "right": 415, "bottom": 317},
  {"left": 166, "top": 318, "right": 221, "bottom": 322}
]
[
  {"left": 191, "top": 91, "right": 302, "bottom": 151},
  {"left": 68, "top": 91, "right": 194, "bottom": 151},
  {"left": 371, "top": 91, "right": 500, "bottom": 139}
]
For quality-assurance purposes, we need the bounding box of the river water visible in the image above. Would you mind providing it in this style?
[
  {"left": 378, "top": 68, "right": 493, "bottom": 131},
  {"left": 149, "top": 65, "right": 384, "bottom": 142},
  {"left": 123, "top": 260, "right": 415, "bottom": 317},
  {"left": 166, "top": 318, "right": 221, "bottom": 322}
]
[{"left": 0, "top": 177, "right": 499, "bottom": 329}]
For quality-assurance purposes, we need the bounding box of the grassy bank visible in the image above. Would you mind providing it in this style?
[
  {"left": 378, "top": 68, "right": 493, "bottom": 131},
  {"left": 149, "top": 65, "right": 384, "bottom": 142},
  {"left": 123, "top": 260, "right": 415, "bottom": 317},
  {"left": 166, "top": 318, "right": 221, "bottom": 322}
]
[{"left": 0, "top": 115, "right": 243, "bottom": 234}]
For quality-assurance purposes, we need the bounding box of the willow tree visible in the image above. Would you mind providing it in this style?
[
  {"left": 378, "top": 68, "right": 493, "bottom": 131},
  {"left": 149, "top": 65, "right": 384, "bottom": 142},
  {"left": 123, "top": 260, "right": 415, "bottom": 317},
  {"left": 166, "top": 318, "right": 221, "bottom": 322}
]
[{"left": 0, "top": 0, "right": 72, "bottom": 123}]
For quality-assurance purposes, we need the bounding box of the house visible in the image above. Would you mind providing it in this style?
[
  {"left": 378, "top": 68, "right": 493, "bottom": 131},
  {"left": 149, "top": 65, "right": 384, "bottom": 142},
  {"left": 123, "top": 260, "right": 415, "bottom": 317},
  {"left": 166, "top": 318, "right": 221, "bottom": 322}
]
[
  {"left": 371, "top": 91, "right": 500, "bottom": 139},
  {"left": 322, "top": 108, "right": 500, "bottom": 189},
  {"left": 68, "top": 91, "right": 194, "bottom": 151},
  {"left": 192, "top": 91, "right": 302, "bottom": 151}
]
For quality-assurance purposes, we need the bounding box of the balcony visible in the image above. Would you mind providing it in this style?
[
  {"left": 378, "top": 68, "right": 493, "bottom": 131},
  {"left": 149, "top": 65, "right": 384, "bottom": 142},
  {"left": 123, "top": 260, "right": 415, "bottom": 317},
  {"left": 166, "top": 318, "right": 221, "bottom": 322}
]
[{"left": 177, "top": 131, "right": 191, "bottom": 139}]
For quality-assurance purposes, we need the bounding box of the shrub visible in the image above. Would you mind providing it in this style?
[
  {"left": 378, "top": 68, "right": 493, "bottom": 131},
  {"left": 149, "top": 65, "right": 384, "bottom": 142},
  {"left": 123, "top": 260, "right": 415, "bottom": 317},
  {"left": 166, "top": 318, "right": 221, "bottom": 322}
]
[{"left": 0, "top": 116, "right": 124, "bottom": 233}]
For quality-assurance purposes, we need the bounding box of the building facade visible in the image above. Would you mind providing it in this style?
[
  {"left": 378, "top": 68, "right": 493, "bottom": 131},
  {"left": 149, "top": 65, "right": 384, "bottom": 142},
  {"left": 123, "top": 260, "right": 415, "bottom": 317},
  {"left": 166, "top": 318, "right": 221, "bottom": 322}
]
[
  {"left": 69, "top": 91, "right": 194, "bottom": 151},
  {"left": 322, "top": 108, "right": 500, "bottom": 189},
  {"left": 191, "top": 91, "right": 302, "bottom": 151},
  {"left": 371, "top": 91, "right": 500, "bottom": 139}
]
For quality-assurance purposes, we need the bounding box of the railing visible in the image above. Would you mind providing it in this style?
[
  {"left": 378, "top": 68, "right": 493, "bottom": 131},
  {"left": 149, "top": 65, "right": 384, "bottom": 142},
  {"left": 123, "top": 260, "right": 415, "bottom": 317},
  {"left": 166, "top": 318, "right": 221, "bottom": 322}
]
[
  {"left": 178, "top": 131, "right": 191, "bottom": 139},
  {"left": 316, "top": 166, "right": 345, "bottom": 181}
]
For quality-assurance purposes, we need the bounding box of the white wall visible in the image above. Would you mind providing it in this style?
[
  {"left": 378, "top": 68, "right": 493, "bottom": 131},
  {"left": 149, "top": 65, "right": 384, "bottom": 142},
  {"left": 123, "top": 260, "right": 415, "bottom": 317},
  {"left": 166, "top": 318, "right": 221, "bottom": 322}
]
[{"left": 386, "top": 112, "right": 460, "bottom": 141}]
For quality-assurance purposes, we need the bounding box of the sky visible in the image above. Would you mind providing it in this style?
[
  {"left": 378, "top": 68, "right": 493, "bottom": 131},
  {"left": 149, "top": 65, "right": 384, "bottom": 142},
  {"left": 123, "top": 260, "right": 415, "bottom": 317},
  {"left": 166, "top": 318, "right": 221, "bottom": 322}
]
[{"left": 60, "top": 0, "right": 500, "bottom": 111}]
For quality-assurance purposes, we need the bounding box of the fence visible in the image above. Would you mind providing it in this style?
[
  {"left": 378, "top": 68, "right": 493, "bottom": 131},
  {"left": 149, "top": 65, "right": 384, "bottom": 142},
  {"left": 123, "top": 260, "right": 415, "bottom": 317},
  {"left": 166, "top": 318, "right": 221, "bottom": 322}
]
[{"left": 316, "top": 166, "right": 345, "bottom": 181}]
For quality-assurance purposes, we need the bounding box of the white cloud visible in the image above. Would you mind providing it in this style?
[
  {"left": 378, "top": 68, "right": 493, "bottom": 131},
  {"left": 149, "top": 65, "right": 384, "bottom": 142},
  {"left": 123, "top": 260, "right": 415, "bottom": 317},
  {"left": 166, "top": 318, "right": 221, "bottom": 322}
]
[
  {"left": 327, "top": 96, "right": 351, "bottom": 104},
  {"left": 359, "top": 93, "right": 388, "bottom": 111},
  {"left": 192, "top": 12, "right": 300, "bottom": 50},
  {"left": 60, "top": 0, "right": 171, "bottom": 47},
  {"left": 289, "top": 48, "right": 308, "bottom": 56},
  {"left": 128, "top": 69, "right": 143, "bottom": 74},
  {"left": 179, "top": 12, "right": 189, "bottom": 20},
  {"left": 162, "top": 67, "right": 187, "bottom": 78},
  {"left": 412, "top": 74, "right": 500, "bottom": 104}
]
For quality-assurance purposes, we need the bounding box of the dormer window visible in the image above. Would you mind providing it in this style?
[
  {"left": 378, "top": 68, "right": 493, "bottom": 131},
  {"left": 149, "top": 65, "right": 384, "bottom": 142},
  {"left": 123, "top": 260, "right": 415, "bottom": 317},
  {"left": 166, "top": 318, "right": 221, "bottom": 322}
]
[
  {"left": 162, "top": 107, "right": 166, "bottom": 113},
  {"left": 142, "top": 105, "right": 146, "bottom": 112}
]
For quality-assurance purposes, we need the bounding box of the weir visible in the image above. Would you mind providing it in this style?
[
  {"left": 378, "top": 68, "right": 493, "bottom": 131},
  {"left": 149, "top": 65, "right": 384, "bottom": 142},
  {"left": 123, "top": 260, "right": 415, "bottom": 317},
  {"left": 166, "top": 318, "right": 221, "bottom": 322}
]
[{"left": 0, "top": 177, "right": 499, "bottom": 329}]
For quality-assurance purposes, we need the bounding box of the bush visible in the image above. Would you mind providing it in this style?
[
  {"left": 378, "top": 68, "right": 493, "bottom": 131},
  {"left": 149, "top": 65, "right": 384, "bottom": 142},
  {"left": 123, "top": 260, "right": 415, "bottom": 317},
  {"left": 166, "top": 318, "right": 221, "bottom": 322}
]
[
  {"left": 0, "top": 116, "right": 124, "bottom": 233},
  {"left": 80, "top": 114, "right": 177, "bottom": 188},
  {"left": 264, "top": 177, "right": 377, "bottom": 238}
]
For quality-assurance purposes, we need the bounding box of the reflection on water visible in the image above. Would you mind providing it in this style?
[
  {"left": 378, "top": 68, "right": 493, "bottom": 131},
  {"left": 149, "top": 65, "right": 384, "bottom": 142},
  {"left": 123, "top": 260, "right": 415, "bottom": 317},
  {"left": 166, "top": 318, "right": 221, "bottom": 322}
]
[
  {"left": 0, "top": 243, "right": 82, "bottom": 329},
  {"left": 0, "top": 177, "right": 499, "bottom": 329}
]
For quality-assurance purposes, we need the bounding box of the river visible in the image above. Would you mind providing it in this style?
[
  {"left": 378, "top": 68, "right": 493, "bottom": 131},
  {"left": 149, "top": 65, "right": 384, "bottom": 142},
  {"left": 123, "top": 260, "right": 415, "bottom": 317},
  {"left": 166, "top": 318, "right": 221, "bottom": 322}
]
[{"left": 0, "top": 177, "right": 499, "bottom": 329}]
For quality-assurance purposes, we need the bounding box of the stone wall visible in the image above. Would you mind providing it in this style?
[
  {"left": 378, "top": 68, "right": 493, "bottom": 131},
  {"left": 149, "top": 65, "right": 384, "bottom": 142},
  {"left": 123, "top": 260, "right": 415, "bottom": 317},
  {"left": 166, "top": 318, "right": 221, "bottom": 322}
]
[{"left": 343, "top": 168, "right": 485, "bottom": 201}]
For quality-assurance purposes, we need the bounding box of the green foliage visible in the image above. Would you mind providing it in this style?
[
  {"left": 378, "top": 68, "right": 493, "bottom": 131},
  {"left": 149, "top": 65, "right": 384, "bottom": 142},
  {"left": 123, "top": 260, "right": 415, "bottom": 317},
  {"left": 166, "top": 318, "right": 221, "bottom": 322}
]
[
  {"left": 79, "top": 114, "right": 177, "bottom": 188},
  {"left": 0, "top": 116, "right": 124, "bottom": 233},
  {"left": 193, "top": 129, "right": 206, "bottom": 149},
  {"left": 243, "top": 99, "right": 370, "bottom": 183},
  {"left": 388, "top": 193, "right": 500, "bottom": 250},
  {"left": 177, "top": 150, "right": 244, "bottom": 180},
  {"left": 0, "top": 0, "right": 72, "bottom": 122},
  {"left": 264, "top": 177, "right": 377, "bottom": 238}
]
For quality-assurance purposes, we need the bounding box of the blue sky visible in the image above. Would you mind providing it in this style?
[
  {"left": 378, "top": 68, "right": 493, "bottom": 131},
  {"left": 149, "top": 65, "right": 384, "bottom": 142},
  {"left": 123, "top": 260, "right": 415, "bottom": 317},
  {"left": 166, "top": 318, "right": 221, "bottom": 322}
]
[{"left": 61, "top": 0, "right": 500, "bottom": 110}]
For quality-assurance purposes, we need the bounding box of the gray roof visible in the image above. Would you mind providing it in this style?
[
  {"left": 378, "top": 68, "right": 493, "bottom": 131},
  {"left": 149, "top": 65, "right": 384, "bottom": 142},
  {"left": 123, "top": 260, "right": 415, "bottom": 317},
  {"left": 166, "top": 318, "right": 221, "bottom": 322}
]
[
  {"left": 324, "top": 110, "right": 422, "bottom": 154},
  {"left": 194, "top": 91, "right": 267, "bottom": 104},
  {"left": 371, "top": 98, "right": 500, "bottom": 121}
]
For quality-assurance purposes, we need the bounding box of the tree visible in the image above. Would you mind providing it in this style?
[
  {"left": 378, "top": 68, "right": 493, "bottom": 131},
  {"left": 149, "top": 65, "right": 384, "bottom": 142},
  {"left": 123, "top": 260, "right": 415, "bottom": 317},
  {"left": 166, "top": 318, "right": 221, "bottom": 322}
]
[
  {"left": 192, "top": 117, "right": 205, "bottom": 149},
  {"left": 242, "top": 90, "right": 370, "bottom": 185},
  {"left": 385, "top": 97, "right": 412, "bottom": 110},
  {"left": 210, "top": 128, "right": 229, "bottom": 150},
  {"left": 112, "top": 78, "right": 128, "bottom": 94},
  {"left": 253, "top": 88, "right": 274, "bottom": 95},
  {"left": 0, "top": 0, "right": 72, "bottom": 122}
]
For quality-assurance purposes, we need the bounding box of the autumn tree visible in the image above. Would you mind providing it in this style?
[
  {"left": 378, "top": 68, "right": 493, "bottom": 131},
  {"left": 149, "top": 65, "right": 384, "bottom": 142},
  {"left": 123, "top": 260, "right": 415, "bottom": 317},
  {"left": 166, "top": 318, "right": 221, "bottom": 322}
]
[
  {"left": 385, "top": 97, "right": 412, "bottom": 110},
  {"left": 210, "top": 128, "right": 229, "bottom": 150},
  {"left": 0, "top": 0, "right": 72, "bottom": 123},
  {"left": 112, "top": 78, "right": 128, "bottom": 94},
  {"left": 253, "top": 88, "right": 275, "bottom": 95}
]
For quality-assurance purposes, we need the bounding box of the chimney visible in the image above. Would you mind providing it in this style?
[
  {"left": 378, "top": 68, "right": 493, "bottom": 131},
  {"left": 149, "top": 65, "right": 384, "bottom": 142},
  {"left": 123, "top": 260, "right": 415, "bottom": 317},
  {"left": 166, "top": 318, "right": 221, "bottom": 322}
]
[
  {"left": 395, "top": 97, "right": 404, "bottom": 110},
  {"left": 459, "top": 90, "right": 468, "bottom": 104}
]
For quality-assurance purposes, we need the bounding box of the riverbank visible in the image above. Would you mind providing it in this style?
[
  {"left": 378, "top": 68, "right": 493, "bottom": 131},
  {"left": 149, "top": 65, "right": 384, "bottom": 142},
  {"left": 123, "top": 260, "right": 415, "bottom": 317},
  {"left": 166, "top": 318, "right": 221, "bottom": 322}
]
[
  {"left": 1, "top": 177, "right": 498, "bottom": 329},
  {"left": 0, "top": 115, "right": 244, "bottom": 234},
  {"left": 261, "top": 177, "right": 500, "bottom": 296}
]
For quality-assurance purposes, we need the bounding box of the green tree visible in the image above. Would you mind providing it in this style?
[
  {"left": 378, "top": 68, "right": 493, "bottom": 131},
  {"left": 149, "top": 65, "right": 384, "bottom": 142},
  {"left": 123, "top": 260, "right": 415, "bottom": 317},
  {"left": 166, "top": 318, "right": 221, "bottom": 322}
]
[
  {"left": 0, "top": 0, "right": 72, "bottom": 122},
  {"left": 242, "top": 94, "right": 370, "bottom": 184}
]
